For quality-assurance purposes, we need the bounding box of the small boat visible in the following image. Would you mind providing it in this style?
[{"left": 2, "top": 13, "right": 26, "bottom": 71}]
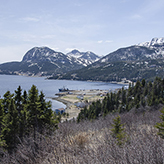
[{"left": 59, "top": 86, "right": 69, "bottom": 92}]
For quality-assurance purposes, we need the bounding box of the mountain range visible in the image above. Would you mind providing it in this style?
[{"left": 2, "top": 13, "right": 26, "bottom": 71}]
[
  {"left": 50, "top": 37, "right": 164, "bottom": 82},
  {"left": 0, "top": 37, "right": 164, "bottom": 82},
  {"left": 0, "top": 47, "right": 100, "bottom": 76}
]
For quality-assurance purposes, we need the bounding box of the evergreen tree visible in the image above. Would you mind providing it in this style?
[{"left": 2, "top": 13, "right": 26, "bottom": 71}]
[
  {"left": 111, "top": 115, "right": 126, "bottom": 146},
  {"left": 14, "top": 86, "right": 24, "bottom": 138},
  {"left": 2, "top": 91, "right": 14, "bottom": 114},
  {"left": 141, "top": 79, "right": 146, "bottom": 87},
  {"left": 110, "top": 92, "right": 115, "bottom": 111},
  {"left": 38, "top": 91, "right": 56, "bottom": 132},
  {"left": 0, "top": 85, "right": 59, "bottom": 152},
  {"left": 0, "top": 100, "right": 4, "bottom": 147},
  {"left": 21, "top": 90, "right": 28, "bottom": 137},
  {"left": 22, "top": 90, "right": 28, "bottom": 105},
  {"left": 0, "top": 100, "right": 4, "bottom": 134},
  {"left": 1, "top": 99, "right": 19, "bottom": 151},
  {"left": 95, "top": 100, "right": 101, "bottom": 117},
  {"left": 15, "top": 86, "right": 22, "bottom": 113},
  {"left": 155, "top": 108, "right": 164, "bottom": 138},
  {"left": 121, "top": 87, "right": 126, "bottom": 105},
  {"left": 27, "top": 85, "right": 39, "bottom": 139},
  {"left": 134, "top": 81, "right": 141, "bottom": 96}
]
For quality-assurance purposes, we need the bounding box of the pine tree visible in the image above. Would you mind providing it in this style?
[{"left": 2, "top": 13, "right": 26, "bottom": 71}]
[
  {"left": 21, "top": 90, "right": 28, "bottom": 136},
  {"left": 0, "top": 100, "right": 4, "bottom": 147},
  {"left": 155, "top": 108, "right": 164, "bottom": 138},
  {"left": 95, "top": 100, "right": 101, "bottom": 117},
  {"left": 0, "top": 100, "right": 4, "bottom": 134},
  {"left": 14, "top": 86, "right": 24, "bottom": 138},
  {"left": 38, "top": 91, "right": 55, "bottom": 133},
  {"left": 141, "top": 79, "right": 146, "bottom": 87},
  {"left": 27, "top": 85, "right": 39, "bottom": 140},
  {"left": 134, "top": 81, "right": 141, "bottom": 96},
  {"left": 1, "top": 99, "right": 19, "bottom": 151},
  {"left": 22, "top": 90, "right": 27, "bottom": 105},
  {"left": 121, "top": 87, "right": 126, "bottom": 105},
  {"left": 111, "top": 115, "right": 126, "bottom": 146},
  {"left": 15, "top": 86, "right": 22, "bottom": 113},
  {"left": 2, "top": 91, "right": 14, "bottom": 114}
]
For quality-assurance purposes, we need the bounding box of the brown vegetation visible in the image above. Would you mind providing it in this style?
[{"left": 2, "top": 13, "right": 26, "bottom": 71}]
[{"left": 1, "top": 106, "right": 164, "bottom": 164}]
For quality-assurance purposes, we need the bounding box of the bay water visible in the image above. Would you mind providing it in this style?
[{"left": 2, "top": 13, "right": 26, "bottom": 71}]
[{"left": 0, "top": 75, "right": 126, "bottom": 110}]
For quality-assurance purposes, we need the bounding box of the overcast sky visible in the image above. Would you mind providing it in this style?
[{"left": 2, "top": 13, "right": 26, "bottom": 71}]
[{"left": 0, "top": 0, "right": 164, "bottom": 63}]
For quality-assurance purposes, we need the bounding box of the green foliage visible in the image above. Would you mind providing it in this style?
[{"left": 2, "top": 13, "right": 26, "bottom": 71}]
[
  {"left": 155, "top": 108, "right": 164, "bottom": 138},
  {"left": 77, "top": 77, "right": 164, "bottom": 122},
  {"left": 51, "top": 59, "right": 164, "bottom": 82},
  {"left": 1, "top": 99, "right": 19, "bottom": 151},
  {"left": 0, "top": 85, "right": 58, "bottom": 152},
  {"left": 111, "top": 115, "right": 127, "bottom": 146}
]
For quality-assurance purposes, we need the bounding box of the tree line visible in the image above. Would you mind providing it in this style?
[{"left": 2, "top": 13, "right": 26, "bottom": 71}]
[
  {"left": 0, "top": 85, "right": 59, "bottom": 152},
  {"left": 77, "top": 77, "right": 164, "bottom": 122}
]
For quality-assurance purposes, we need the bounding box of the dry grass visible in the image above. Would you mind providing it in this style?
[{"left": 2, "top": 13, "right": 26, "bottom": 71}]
[
  {"left": 1, "top": 107, "right": 164, "bottom": 164},
  {"left": 62, "top": 95, "right": 79, "bottom": 103}
]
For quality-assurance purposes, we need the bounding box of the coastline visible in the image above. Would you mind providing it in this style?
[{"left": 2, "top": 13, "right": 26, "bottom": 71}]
[
  {"left": 50, "top": 89, "right": 111, "bottom": 121},
  {"left": 52, "top": 96, "right": 73, "bottom": 109}
]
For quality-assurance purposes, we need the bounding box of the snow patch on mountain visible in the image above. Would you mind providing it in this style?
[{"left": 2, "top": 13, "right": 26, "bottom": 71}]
[
  {"left": 67, "top": 49, "right": 82, "bottom": 58},
  {"left": 66, "top": 49, "right": 100, "bottom": 66},
  {"left": 138, "top": 37, "right": 164, "bottom": 47}
]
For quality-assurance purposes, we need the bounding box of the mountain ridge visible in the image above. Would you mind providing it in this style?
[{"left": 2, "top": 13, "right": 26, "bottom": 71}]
[
  {"left": 138, "top": 37, "right": 164, "bottom": 47},
  {"left": 0, "top": 47, "right": 99, "bottom": 76},
  {"left": 0, "top": 37, "right": 164, "bottom": 81},
  {"left": 50, "top": 37, "right": 164, "bottom": 82}
]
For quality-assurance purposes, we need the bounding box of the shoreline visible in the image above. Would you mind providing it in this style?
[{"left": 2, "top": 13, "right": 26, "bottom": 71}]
[
  {"left": 50, "top": 89, "right": 111, "bottom": 121},
  {"left": 52, "top": 96, "right": 73, "bottom": 108}
]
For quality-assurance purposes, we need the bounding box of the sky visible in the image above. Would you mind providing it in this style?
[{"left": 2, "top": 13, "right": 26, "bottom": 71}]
[{"left": 0, "top": 0, "right": 164, "bottom": 63}]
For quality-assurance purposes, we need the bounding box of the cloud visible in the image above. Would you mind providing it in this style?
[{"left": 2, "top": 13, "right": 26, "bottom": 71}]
[
  {"left": 130, "top": 14, "right": 142, "bottom": 20},
  {"left": 98, "top": 40, "right": 103, "bottom": 44},
  {"left": 98, "top": 40, "right": 113, "bottom": 44},
  {"left": 21, "top": 17, "right": 40, "bottom": 22},
  {"left": 105, "top": 40, "right": 113, "bottom": 43}
]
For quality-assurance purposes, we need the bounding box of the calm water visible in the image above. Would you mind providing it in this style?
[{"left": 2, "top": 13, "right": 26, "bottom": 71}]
[{"left": 0, "top": 75, "right": 127, "bottom": 110}]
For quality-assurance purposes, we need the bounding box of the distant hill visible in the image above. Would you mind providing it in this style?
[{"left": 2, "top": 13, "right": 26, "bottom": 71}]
[
  {"left": 0, "top": 47, "right": 99, "bottom": 76},
  {"left": 51, "top": 37, "right": 164, "bottom": 82}
]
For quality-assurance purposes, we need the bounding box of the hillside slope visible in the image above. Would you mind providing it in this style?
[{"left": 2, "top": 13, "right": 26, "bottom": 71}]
[{"left": 52, "top": 37, "right": 164, "bottom": 82}]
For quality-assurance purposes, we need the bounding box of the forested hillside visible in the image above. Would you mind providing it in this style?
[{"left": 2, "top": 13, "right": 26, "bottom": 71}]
[
  {"left": 77, "top": 77, "right": 164, "bottom": 122},
  {"left": 54, "top": 59, "right": 164, "bottom": 82}
]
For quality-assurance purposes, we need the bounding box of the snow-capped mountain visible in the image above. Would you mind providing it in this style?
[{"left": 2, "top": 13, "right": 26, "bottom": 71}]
[
  {"left": 99, "top": 37, "right": 164, "bottom": 63},
  {"left": 66, "top": 49, "right": 100, "bottom": 66},
  {"left": 0, "top": 47, "right": 100, "bottom": 76},
  {"left": 66, "top": 50, "right": 82, "bottom": 58},
  {"left": 22, "top": 47, "right": 67, "bottom": 63},
  {"left": 57, "top": 37, "right": 164, "bottom": 82},
  {"left": 20, "top": 47, "right": 97, "bottom": 75},
  {"left": 0, "top": 37, "right": 164, "bottom": 78},
  {"left": 137, "top": 37, "right": 164, "bottom": 58},
  {"left": 138, "top": 37, "right": 164, "bottom": 47}
]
